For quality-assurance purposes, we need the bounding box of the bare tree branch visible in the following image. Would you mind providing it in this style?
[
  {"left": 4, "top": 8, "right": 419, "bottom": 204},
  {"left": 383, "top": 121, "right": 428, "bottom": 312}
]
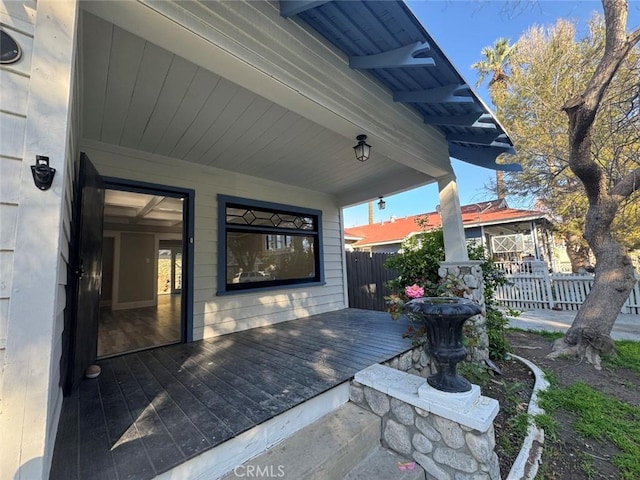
[{"left": 611, "top": 166, "right": 640, "bottom": 196}]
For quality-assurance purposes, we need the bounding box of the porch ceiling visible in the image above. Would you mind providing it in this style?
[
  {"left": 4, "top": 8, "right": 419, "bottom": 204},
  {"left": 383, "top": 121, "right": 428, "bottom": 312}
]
[
  {"left": 280, "top": 1, "right": 520, "bottom": 172},
  {"left": 79, "top": 10, "right": 431, "bottom": 204}
]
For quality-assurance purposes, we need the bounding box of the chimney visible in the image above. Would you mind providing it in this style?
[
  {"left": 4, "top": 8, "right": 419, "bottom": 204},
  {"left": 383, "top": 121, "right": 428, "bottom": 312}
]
[
  {"left": 496, "top": 171, "right": 505, "bottom": 199},
  {"left": 368, "top": 201, "right": 374, "bottom": 225}
]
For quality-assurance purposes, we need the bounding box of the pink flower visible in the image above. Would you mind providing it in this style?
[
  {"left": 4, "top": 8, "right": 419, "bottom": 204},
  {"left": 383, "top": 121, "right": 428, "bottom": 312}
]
[{"left": 404, "top": 284, "right": 424, "bottom": 299}]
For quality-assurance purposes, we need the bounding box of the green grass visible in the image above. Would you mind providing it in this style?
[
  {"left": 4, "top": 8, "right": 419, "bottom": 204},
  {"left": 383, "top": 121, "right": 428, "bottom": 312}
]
[
  {"left": 538, "top": 382, "right": 640, "bottom": 479},
  {"left": 498, "top": 411, "right": 532, "bottom": 457},
  {"left": 579, "top": 451, "right": 596, "bottom": 480},
  {"left": 520, "top": 337, "right": 640, "bottom": 478},
  {"left": 494, "top": 380, "right": 533, "bottom": 458},
  {"left": 603, "top": 340, "right": 640, "bottom": 375},
  {"left": 458, "top": 361, "right": 491, "bottom": 386},
  {"left": 532, "top": 411, "right": 557, "bottom": 440}
]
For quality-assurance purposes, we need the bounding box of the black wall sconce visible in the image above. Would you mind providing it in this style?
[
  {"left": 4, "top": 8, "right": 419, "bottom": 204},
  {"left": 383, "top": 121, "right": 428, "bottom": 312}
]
[
  {"left": 31, "top": 156, "right": 56, "bottom": 191},
  {"left": 353, "top": 134, "right": 371, "bottom": 162},
  {"left": 1, "top": 29, "right": 22, "bottom": 65},
  {"left": 378, "top": 196, "right": 386, "bottom": 210}
]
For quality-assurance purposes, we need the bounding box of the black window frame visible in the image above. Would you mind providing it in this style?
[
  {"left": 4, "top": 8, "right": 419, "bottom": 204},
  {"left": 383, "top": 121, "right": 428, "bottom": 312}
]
[{"left": 217, "top": 195, "right": 325, "bottom": 295}]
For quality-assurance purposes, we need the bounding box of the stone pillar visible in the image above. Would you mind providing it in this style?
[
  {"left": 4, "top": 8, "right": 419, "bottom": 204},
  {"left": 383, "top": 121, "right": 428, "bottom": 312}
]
[{"left": 439, "top": 261, "right": 489, "bottom": 363}]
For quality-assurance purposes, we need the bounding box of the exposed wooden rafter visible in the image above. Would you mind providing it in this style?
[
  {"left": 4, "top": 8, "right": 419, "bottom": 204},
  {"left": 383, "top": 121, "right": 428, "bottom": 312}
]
[
  {"left": 134, "top": 195, "right": 165, "bottom": 223},
  {"left": 446, "top": 132, "right": 509, "bottom": 145},
  {"left": 393, "top": 84, "right": 473, "bottom": 104},
  {"left": 279, "top": 0, "right": 521, "bottom": 171},
  {"left": 449, "top": 144, "right": 521, "bottom": 171},
  {"left": 423, "top": 112, "right": 486, "bottom": 127},
  {"left": 350, "top": 42, "right": 435, "bottom": 70}
]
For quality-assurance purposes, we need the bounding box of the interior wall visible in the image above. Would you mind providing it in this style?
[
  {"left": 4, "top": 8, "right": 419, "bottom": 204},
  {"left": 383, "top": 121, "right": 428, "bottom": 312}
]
[{"left": 117, "top": 233, "right": 156, "bottom": 305}]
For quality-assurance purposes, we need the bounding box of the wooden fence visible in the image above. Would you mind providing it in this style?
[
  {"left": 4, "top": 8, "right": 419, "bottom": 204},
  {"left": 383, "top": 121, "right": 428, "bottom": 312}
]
[
  {"left": 346, "top": 255, "right": 640, "bottom": 314},
  {"left": 494, "top": 261, "right": 640, "bottom": 314},
  {"left": 345, "top": 252, "right": 396, "bottom": 311}
]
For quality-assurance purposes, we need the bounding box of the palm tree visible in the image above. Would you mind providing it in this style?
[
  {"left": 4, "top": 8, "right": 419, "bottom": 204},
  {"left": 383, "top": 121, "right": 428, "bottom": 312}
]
[{"left": 471, "top": 38, "right": 516, "bottom": 199}]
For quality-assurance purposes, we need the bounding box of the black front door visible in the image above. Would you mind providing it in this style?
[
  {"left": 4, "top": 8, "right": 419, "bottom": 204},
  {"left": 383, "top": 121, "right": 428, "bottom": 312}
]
[{"left": 62, "top": 153, "right": 105, "bottom": 394}]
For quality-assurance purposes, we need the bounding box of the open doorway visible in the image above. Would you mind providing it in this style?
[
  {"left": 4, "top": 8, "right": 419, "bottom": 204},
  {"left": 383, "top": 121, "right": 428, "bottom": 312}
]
[{"left": 97, "top": 187, "right": 186, "bottom": 358}]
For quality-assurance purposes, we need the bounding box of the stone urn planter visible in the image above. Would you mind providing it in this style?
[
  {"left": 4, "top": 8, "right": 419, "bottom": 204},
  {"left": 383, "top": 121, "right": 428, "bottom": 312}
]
[{"left": 404, "top": 297, "right": 481, "bottom": 393}]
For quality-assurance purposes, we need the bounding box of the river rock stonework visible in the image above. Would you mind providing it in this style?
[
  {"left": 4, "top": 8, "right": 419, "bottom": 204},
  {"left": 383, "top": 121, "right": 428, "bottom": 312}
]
[
  {"left": 351, "top": 367, "right": 500, "bottom": 480},
  {"left": 383, "top": 346, "right": 436, "bottom": 378},
  {"left": 439, "top": 261, "right": 489, "bottom": 363}
]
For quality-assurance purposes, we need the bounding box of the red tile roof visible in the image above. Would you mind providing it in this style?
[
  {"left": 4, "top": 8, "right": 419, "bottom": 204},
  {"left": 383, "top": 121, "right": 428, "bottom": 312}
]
[{"left": 344, "top": 200, "right": 548, "bottom": 247}]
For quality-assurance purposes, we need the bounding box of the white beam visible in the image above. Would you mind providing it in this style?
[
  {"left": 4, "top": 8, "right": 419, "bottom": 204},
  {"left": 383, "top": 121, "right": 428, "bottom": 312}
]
[{"left": 438, "top": 174, "right": 468, "bottom": 261}]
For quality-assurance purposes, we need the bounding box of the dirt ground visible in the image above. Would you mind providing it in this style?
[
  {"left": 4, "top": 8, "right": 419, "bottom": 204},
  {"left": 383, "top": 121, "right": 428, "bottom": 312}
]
[{"left": 489, "top": 330, "right": 640, "bottom": 479}]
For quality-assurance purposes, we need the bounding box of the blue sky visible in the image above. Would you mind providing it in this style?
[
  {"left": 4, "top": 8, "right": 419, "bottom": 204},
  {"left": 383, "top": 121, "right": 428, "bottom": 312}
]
[{"left": 343, "top": 0, "right": 640, "bottom": 227}]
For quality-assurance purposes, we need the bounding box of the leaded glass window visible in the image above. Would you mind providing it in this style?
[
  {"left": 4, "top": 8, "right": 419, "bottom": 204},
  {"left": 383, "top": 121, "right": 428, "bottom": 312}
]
[{"left": 218, "top": 196, "right": 323, "bottom": 293}]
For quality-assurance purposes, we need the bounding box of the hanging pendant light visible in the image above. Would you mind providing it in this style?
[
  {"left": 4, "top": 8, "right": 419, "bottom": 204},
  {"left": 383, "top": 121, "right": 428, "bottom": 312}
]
[{"left": 353, "top": 134, "right": 371, "bottom": 162}]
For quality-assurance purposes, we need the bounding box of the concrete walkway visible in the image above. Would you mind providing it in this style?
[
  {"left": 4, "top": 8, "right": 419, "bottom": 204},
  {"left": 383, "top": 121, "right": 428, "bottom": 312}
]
[{"left": 506, "top": 308, "right": 640, "bottom": 342}]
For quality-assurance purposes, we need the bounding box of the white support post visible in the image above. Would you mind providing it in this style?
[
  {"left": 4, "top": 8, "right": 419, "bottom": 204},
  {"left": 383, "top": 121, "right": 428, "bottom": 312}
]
[
  {"left": 531, "top": 221, "right": 541, "bottom": 260},
  {"left": 437, "top": 174, "right": 469, "bottom": 262},
  {"left": 339, "top": 207, "right": 350, "bottom": 308}
]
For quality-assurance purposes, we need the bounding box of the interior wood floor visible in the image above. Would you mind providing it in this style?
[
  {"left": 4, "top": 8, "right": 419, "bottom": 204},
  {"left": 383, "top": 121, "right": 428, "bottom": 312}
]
[
  {"left": 98, "top": 294, "right": 182, "bottom": 358},
  {"left": 50, "top": 308, "right": 414, "bottom": 480}
]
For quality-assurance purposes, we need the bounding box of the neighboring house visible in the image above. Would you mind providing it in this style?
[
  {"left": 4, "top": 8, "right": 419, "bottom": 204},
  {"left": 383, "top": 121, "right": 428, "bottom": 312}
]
[
  {"left": 0, "top": 1, "right": 520, "bottom": 478},
  {"left": 345, "top": 199, "right": 557, "bottom": 265}
]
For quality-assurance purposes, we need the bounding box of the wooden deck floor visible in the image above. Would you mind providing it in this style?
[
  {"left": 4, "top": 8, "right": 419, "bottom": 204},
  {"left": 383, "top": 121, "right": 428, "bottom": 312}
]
[{"left": 50, "top": 308, "right": 413, "bottom": 480}]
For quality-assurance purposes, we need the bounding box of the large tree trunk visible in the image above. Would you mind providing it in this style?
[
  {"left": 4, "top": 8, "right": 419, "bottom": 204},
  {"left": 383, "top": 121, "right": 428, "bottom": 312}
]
[
  {"left": 552, "top": 203, "right": 636, "bottom": 366},
  {"left": 564, "top": 233, "right": 591, "bottom": 273},
  {"left": 551, "top": 0, "right": 640, "bottom": 367}
]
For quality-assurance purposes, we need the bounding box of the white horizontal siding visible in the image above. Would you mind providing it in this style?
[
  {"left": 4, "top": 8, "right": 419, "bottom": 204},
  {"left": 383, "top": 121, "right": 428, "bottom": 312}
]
[
  {"left": 83, "top": 140, "right": 347, "bottom": 339},
  {"left": 0, "top": 70, "right": 30, "bottom": 113},
  {"left": 0, "top": 0, "right": 36, "bottom": 443},
  {"left": 0, "top": 159, "right": 22, "bottom": 203},
  {"left": 1, "top": 1, "right": 79, "bottom": 478},
  {"left": 0, "top": 114, "right": 26, "bottom": 159},
  {"left": 0, "top": 298, "right": 8, "bottom": 347},
  {"left": 195, "top": 297, "right": 347, "bottom": 339},
  {"left": 0, "top": 205, "right": 18, "bottom": 250},
  {"left": 0, "top": 1, "right": 36, "bottom": 30},
  {"left": 0, "top": 248, "right": 13, "bottom": 300}
]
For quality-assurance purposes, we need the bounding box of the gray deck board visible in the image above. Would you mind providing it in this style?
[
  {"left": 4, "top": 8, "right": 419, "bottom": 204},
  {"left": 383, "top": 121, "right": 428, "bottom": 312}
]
[{"left": 50, "top": 308, "right": 412, "bottom": 480}]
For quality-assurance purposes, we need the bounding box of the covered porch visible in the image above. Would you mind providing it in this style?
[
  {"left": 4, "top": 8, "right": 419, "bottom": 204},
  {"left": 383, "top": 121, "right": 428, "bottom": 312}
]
[
  {"left": 0, "top": 1, "right": 521, "bottom": 479},
  {"left": 50, "top": 309, "right": 414, "bottom": 480}
]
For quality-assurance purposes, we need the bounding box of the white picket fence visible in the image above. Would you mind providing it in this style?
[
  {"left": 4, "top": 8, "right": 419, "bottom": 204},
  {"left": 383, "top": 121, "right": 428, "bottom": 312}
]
[{"left": 494, "top": 261, "right": 640, "bottom": 314}]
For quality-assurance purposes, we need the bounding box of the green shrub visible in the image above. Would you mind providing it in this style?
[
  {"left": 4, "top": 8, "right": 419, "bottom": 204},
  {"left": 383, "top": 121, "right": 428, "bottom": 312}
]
[
  {"left": 385, "top": 229, "right": 512, "bottom": 360},
  {"left": 384, "top": 230, "right": 444, "bottom": 293}
]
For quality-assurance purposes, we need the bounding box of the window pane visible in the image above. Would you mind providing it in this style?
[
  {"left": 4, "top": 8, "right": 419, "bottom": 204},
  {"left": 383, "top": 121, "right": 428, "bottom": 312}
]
[
  {"left": 226, "top": 231, "right": 316, "bottom": 285},
  {"left": 226, "top": 206, "right": 316, "bottom": 231}
]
